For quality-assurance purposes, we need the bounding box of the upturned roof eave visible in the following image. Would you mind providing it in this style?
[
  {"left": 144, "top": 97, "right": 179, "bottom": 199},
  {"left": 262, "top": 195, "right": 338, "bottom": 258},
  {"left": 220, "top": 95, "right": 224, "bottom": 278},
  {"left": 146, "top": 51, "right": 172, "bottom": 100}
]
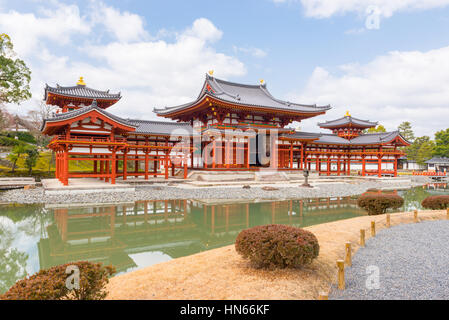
[
  {"left": 44, "top": 84, "right": 122, "bottom": 102},
  {"left": 154, "top": 93, "right": 331, "bottom": 117}
]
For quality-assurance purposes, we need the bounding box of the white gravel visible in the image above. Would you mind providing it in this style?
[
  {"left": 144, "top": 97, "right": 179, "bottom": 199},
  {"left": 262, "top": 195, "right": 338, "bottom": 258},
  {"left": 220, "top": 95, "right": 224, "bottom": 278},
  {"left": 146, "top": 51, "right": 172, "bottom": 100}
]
[
  {"left": 0, "top": 179, "right": 426, "bottom": 204},
  {"left": 330, "top": 220, "right": 449, "bottom": 300}
]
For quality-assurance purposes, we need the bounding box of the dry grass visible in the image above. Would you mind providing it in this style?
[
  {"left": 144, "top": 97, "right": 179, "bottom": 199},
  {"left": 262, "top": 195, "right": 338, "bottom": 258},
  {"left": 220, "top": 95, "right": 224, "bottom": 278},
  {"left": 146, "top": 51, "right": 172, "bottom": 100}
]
[{"left": 106, "top": 210, "right": 447, "bottom": 300}]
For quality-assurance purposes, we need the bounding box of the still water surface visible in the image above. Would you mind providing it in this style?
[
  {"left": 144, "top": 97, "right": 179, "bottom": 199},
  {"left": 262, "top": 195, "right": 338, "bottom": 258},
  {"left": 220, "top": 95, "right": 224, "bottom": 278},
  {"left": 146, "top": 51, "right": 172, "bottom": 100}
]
[{"left": 0, "top": 183, "right": 447, "bottom": 293}]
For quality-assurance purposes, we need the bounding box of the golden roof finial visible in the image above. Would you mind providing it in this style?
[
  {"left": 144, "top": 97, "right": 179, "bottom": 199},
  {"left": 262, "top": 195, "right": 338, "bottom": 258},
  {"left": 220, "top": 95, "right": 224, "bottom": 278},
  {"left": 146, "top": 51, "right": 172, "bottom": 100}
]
[
  {"left": 345, "top": 110, "right": 351, "bottom": 117},
  {"left": 208, "top": 70, "right": 214, "bottom": 76},
  {"left": 77, "top": 77, "right": 86, "bottom": 86},
  {"left": 260, "top": 79, "right": 265, "bottom": 85}
]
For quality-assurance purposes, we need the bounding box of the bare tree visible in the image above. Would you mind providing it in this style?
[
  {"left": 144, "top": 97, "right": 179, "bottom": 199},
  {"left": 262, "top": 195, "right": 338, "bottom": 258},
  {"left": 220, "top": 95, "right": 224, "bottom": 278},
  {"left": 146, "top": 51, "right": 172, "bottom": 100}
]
[{"left": 26, "top": 101, "right": 57, "bottom": 146}]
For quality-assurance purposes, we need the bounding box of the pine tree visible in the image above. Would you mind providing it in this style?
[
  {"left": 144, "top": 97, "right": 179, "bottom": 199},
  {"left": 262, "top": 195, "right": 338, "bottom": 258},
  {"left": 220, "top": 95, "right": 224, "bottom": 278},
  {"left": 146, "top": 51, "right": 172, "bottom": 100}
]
[{"left": 398, "top": 121, "right": 415, "bottom": 142}]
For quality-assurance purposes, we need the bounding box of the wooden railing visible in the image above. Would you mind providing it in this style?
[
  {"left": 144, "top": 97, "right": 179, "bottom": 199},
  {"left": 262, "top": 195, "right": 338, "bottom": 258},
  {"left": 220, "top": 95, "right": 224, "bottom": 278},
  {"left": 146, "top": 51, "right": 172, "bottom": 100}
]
[{"left": 51, "top": 135, "right": 127, "bottom": 144}]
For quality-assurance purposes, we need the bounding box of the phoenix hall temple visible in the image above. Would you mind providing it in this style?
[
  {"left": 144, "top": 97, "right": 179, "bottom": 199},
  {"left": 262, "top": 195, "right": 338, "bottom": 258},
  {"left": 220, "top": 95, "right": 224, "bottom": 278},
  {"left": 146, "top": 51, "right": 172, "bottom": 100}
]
[{"left": 41, "top": 74, "right": 410, "bottom": 186}]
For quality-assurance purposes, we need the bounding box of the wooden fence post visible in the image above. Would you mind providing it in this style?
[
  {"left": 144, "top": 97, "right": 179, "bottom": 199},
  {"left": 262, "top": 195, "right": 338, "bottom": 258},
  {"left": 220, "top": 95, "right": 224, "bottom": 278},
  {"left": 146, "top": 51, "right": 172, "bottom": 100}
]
[
  {"left": 360, "top": 229, "right": 365, "bottom": 247},
  {"left": 337, "top": 260, "right": 345, "bottom": 290},
  {"left": 386, "top": 214, "right": 390, "bottom": 228},
  {"left": 345, "top": 242, "right": 352, "bottom": 266},
  {"left": 414, "top": 210, "right": 418, "bottom": 223},
  {"left": 371, "top": 221, "right": 376, "bottom": 237}
]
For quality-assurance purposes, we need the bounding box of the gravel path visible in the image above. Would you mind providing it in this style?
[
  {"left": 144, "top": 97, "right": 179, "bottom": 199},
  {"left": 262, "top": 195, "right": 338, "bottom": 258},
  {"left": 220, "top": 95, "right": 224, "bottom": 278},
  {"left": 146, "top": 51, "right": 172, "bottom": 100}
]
[
  {"left": 0, "top": 179, "right": 423, "bottom": 204},
  {"left": 330, "top": 220, "right": 449, "bottom": 300}
]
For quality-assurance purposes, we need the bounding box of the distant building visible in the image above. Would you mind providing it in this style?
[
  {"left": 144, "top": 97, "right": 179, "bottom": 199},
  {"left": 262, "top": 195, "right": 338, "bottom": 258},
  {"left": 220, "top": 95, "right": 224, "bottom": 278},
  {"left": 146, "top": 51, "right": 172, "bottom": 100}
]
[
  {"left": 425, "top": 157, "right": 449, "bottom": 173},
  {"left": 397, "top": 156, "right": 425, "bottom": 171}
]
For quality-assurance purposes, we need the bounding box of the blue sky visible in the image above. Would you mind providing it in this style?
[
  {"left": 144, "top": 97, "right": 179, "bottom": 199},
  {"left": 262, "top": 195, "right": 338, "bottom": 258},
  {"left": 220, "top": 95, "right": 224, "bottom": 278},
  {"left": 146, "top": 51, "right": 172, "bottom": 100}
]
[{"left": 1, "top": 0, "right": 449, "bottom": 136}]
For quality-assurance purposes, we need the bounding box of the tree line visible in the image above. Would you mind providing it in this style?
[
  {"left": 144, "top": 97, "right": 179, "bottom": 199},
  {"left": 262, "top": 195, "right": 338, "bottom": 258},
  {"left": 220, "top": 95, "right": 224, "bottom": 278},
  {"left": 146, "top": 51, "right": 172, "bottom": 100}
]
[{"left": 398, "top": 121, "right": 447, "bottom": 166}]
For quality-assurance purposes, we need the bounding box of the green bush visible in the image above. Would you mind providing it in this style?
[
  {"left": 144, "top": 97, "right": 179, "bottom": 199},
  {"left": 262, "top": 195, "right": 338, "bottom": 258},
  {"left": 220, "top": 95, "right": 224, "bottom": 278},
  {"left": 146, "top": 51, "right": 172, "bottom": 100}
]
[
  {"left": 4, "top": 131, "right": 36, "bottom": 144},
  {"left": 0, "top": 135, "right": 25, "bottom": 147},
  {"left": 235, "top": 224, "right": 320, "bottom": 269},
  {"left": 0, "top": 261, "right": 115, "bottom": 300},
  {"left": 421, "top": 195, "right": 449, "bottom": 210},
  {"left": 357, "top": 194, "right": 404, "bottom": 215}
]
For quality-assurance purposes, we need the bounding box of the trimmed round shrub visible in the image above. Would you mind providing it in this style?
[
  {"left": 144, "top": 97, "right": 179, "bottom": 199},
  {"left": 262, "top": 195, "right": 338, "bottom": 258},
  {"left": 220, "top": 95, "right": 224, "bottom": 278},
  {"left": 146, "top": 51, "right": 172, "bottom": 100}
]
[
  {"left": 421, "top": 195, "right": 449, "bottom": 210},
  {"left": 0, "top": 261, "right": 115, "bottom": 300},
  {"left": 357, "top": 194, "right": 404, "bottom": 215},
  {"left": 235, "top": 224, "right": 320, "bottom": 269}
]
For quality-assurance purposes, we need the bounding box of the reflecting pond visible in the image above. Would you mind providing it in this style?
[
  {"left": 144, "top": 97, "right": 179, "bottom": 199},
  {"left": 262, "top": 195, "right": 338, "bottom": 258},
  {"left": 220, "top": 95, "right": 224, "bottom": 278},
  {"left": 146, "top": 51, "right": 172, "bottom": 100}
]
[{"left": 0, "top": 183, "right": 447, "bottom": 293}]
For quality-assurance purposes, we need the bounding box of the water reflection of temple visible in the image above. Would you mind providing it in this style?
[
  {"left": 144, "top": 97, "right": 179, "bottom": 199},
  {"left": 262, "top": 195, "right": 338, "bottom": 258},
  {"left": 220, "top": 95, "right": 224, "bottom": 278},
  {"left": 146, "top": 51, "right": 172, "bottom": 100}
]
[{"left": 38, "top": 197, "right": 364, "bottom": 272}]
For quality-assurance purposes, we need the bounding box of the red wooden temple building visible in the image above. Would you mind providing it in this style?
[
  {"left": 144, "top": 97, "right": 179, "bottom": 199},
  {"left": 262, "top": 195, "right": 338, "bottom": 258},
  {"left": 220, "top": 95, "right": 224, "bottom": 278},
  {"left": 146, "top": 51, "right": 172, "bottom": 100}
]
[{"left": 41, "top": 75, "right": 410, "bottom": 185}]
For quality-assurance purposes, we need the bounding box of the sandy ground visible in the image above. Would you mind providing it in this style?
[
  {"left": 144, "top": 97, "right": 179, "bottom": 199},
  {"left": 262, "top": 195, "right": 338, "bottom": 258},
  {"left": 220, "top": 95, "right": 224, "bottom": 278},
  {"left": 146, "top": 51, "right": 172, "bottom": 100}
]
[{"left": 106, "top": 209, "right": 447, "bottom": 300}]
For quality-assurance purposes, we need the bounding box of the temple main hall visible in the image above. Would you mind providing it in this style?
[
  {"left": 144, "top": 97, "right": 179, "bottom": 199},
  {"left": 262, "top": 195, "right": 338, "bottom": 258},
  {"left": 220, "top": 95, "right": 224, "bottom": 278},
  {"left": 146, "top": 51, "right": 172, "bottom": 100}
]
[{"left": 41, "top": 74, "right": 410, "bottom": 185}]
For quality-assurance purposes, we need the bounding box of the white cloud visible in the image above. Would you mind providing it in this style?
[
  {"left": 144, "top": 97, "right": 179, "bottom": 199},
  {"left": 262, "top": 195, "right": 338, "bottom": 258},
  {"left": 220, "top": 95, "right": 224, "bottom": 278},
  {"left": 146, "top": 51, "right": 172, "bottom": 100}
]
[
  {"left": 233, "top": 46, "right": 267, "bottom": 58},
  {"left": 288, "top": 46, "right": 449, "bottom": 136},
  {"left": 184, "top": 18, "right": 223, "bottom": 42},
  {"left": 91, "top": 1, "right": 149, "bottom": 42},
  {"left": 0, "top": 2, "right": 90, "bottom": 56},
  {"left": 0, "top": 1, "right": 246, "bottom": 120},
  {"left": 300, "top": 0, "right": 449, "bottom": 18}
]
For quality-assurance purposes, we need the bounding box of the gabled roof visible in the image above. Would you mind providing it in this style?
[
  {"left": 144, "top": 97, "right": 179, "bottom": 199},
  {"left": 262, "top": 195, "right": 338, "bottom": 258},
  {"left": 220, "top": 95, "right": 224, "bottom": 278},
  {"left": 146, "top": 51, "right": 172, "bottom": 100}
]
[
  {"left": 350, "top": 131, "right": 404, "bottom": 145},
  {"left": 41, "top": 100, "right": 135, "bottom": 132},
  {"left": 280, "top": 131, "right": 321, "bottom": 141},
  {"left": 318, "top": 116, "right": 377, "bottom": 129},
  {"left": 154, "top": 74, "right": 331, "bottom": 116},
  {"left": 44, "top": 83, "right": 121, "bottom": 101},
  {"left": 425, "top": 157, "right": 449, "bottom": 164},
  {"left": 311, "top": 131, "right": 409, "bottom": 146},
  {"left": 127, "top": 119, "right": 196, "bottom": 136}
]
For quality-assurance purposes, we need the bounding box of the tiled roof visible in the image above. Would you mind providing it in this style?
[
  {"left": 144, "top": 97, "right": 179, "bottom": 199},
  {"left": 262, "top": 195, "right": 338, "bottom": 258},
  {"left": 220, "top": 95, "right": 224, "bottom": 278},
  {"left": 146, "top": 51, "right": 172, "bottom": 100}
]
[
  {"left": 41, "top": 100, "right": 135, "bottom": 131},
  {"left": 425, "top": 157, "right": 449, "bottom": 164},
  {"left": 318, "top": 116, "right": 377, "bottom": 129},
  {"left": 280, "top": 131, "right": 321, "bottom": 140},
  {"left": 44, "top": 84, "right": 121, "bottom": 101},
  {"left": 154, "top": 74, "right": 331, "bottom": 115},
  {"left": 127, "top": 119, "right": 196, "bottom": 136},
  {"left": 310, "top": 131, "right": 407, "bottom": 146}
]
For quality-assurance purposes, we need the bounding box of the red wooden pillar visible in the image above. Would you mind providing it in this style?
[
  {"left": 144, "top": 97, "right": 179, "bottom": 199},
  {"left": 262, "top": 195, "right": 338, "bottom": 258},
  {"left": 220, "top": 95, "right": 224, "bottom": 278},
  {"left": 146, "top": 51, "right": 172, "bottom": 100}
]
[
  {"left": 93, "top": 155, "right": 97, "bottom": 175},
  {"left": 378, "top": 156, "right": 382, "bottom": 177},
  {"left": 191, "top": 139, "right": 194, "bottom": 169},
  {"left": 105, "top": 158, "right": 110, "bottom": 182},
  {"left": 347, "top": 157, "right": 351, "bottom": 175},
  {"left": 316, "top": 157, "right": 319, "bottom": 173},
  {"left": 300, "top": 144, "right": 304, "bottom": 169},
  {"left": 144, "top": 151, "right": 149, "bottom": 180},
  {"left": 289, "top": 142, "right": 293, "bottom": 169},
  {"left": 56, "top": 151, "right": 60, "bottom": 182},
  {"left": 63, "top": 147, "right": 69, "bottom": 186},
  {"left": 123, "top": 151, "right": 127, "bottom": 180},
  {"left": 154, "top": 144, "right": 158, "bottom": 177},
  {"left": 362, "top": 156, "right": 366, "bottom": 176},
  {"left": 165, "top": 139, "right": 169, "bottom": 179},
  {"left": 394, "top": 156, "right": 398, "bottom": 177},
  {"left": 55, "top": 151, "right": 59, "bottom": 181},
  {"left": 327, "top": 156, "right": 330, "bottom": 176},
  {"left": 337, "top": 156, "right": 341, "bottom": 176},
  {"left": 111, "top": 149, "right": 116, "bottom": 184},
  {"left": 184, "top": 155, "right": 188, "bottom": 179},
  {"left": 100, "top": 155, "right": 104, "bottom": 180}
]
